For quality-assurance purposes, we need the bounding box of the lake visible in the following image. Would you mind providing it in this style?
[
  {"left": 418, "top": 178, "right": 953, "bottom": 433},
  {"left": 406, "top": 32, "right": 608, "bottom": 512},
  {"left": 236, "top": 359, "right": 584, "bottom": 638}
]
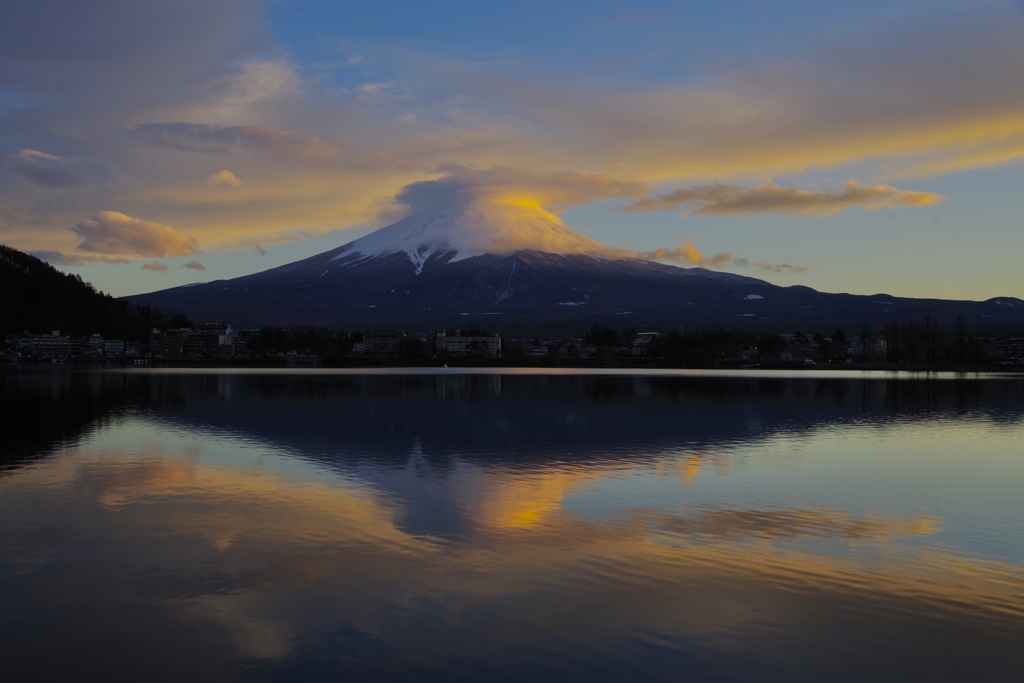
[{"left": 2, "top": 368, "right": 1023, "bottom": 682}]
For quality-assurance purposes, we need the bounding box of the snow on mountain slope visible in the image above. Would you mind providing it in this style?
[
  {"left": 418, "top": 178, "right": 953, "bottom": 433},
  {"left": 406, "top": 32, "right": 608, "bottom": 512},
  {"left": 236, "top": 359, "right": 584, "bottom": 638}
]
[{"left": 330, "top": 198, "right": 628, "bottom": 273}]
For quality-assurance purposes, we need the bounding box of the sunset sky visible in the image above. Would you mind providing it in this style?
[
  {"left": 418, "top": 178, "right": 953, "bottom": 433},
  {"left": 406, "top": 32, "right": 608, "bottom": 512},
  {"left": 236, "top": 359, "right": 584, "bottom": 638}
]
[{"left": 2, "top": 0, "right": 1023, "bottom": 300}]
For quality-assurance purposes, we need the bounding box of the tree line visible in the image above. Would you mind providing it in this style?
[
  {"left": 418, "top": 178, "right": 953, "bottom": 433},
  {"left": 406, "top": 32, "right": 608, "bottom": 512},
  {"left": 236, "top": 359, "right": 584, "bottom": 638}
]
[{"left": 0, "top": 245, "right": 192, "bottom": 340}]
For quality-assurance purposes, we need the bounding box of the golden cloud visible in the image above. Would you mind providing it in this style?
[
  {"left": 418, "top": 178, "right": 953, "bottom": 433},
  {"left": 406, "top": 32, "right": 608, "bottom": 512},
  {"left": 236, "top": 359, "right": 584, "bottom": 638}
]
[
  {"left": 634, "top": 244, "right": 806, "bottom": 273},
  {"left": 30, "top": 250, "right": 130, "bottom": 266},
  {"left": 206, "top": 170, "right": 242, "bottom": 188},
  {"left": 141, "top": 262, "right": 169, "bottom": 272},
  {"left": 636, "top": 243, "right": 734, "bottom": 268},
  {"left": 624, "top": 182, "right": 944, "bottom": 217},
  {"left": 70, "top": 211, "right": 199, "bottom": 257}
]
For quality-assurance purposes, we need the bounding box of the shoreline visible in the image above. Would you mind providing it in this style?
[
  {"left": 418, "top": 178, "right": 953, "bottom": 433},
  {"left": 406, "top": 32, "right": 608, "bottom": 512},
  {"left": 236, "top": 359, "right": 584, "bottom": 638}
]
[{"left": 3, "top": 356, "right": 1019, "bottom": 374}]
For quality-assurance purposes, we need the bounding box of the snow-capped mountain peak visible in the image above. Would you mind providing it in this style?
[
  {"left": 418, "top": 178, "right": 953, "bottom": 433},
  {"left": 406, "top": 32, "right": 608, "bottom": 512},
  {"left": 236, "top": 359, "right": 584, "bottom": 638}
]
[{"left": 330, "top": 198, "right": 626, "bottom": 273}]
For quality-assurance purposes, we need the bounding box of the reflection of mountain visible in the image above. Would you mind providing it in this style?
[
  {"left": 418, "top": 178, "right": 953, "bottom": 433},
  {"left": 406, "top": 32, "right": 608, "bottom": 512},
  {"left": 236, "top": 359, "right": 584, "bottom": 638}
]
[
  {"left": 141, "top": 372, "right": 1024, "bottom": 464},
  {"left": 9, "top": 370, "right": 1023, "bottom": 481},
  {"left": 116, "top": 371, "right": 1022, "bottom": 538}
]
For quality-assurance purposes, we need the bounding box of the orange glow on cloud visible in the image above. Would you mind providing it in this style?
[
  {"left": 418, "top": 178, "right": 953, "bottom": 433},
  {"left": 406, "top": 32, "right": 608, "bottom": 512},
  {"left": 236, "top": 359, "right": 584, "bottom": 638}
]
[
  {"left": 625, "top": 181, "right": 944, "bottom": 217},
  {"left": 70, "top": 211, "right": 199, "bottom": 258},
  {"left": 206, "top": 169, "right": 243, "bottom": 188},
  {"left": 6, "top": 425, "right": 1021, "bottom": 665}
]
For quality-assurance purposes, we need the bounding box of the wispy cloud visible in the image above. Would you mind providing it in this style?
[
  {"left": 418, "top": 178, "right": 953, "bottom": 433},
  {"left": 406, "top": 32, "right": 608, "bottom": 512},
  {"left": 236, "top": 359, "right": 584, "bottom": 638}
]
[
  {"left": 30, "top": 251, "right": 129, "bottom": 266},
  {"left": 633, "top": 244, "right": 807, "bottom": 274},
  {"left": 753, "top": 262, "right": 808, "bottom": 274},
  {"left": 182, "top": 260, "right": 206, "bottom": 270},
  {"left": 141, "top": 262, "right": 168, "bottom": 272},
  {"left": 436, "top": 11, "right": 1024, "bottom": 182},
  {"left": 70, "top": 211, "right": 198, "bottom": 257},
  {"left": 637, "top": 243, "right": 733, "bottom": 268},
  {"left": 219, "top": 59, "right": 301, "bottom": 106},
  {"left": 356, "top": 81, "right": 405, "bottom": 104},
  {"left": 730, "top": 257, "right": 807, "bottom": 274},
  {"left": 133, "top": 123, "right": 342, "bottom": 163},
  {"left": 217, "top": 230, "right": 322, "bottom": 256},
  {"left": 624, "top": 182, "right": 943, "bottom": 217},
  {"left": 6, "top": 149, "right": 115, "bottom": 189}
]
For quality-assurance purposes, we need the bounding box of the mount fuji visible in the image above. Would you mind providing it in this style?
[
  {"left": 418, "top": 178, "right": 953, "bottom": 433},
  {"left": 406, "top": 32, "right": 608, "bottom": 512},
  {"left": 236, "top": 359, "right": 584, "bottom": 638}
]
[{"left": 126, "top": 198, "right": 1024, "bottom": 334}]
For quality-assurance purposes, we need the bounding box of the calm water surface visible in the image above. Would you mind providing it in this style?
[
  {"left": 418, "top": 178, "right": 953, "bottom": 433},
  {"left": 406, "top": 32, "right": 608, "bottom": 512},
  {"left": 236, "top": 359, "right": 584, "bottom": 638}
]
[{"left": 2, "top": 368, "right": 1023, "bottom": 681}]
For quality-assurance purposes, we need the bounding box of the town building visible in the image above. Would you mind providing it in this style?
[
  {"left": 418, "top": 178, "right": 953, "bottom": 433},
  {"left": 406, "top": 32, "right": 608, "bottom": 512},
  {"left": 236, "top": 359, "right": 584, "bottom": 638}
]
[
  {"left": 103, "top": 339, "right": 127, "bottom": 356},
  {"left": 362, "top": 330, "right": 406, "bottom": 357},
  {"left": 435, "top": 330, "right": 502, "bottom": 357},
  {"left": 150, "top": 328, "right": 192, "bottom": 358},
  {"left": 29, "top": 331, "right": 70, "bottom": 358},
  {"left": 992, "top": 337, "right": 1024, "bottom": 363}
]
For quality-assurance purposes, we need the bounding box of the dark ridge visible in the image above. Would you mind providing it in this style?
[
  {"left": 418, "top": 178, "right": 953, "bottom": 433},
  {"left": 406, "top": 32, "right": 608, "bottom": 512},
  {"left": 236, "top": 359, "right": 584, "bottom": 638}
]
[{"left": 1, "top": 244, "right": 190, "bottom": 339}]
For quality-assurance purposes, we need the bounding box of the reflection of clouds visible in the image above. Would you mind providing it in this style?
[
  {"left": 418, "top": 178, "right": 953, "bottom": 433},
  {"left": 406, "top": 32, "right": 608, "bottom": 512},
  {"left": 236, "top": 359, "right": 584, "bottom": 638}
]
[
  {"left": 83, "top": 454, "right": 429, "bottom": 552},
  {"left": 183, "top": 594, "right": 296, "bottom": 661},
  {"left": 655, "top": 453, "right": 705, "bottom": 484},
  {"left": 3, "top": 418, "right": 1023, "bottom": 675},
  {"left": 459, "top": 469, "right": 602, "bottom": 531},
  {"left": 30, "top": 430, "right": 444, "bottom": 662},
  {"left": 648, "top": 505, "right": 941, "bottom": 543},
  {"left": 73, "top": 441, "right": 200, "bottom": 510}
]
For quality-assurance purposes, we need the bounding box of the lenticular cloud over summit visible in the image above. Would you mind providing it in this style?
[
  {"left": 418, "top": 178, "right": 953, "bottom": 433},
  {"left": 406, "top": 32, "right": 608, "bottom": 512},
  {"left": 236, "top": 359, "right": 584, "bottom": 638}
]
[
  {"left": 331, "top": 168, "right": 638, "bottom": 271},
  {"left": 348, "top": 166, "right": 788, "bottom": 273},
  {"left": 331, "top": 198, "right": 629, "bottom": 270}
]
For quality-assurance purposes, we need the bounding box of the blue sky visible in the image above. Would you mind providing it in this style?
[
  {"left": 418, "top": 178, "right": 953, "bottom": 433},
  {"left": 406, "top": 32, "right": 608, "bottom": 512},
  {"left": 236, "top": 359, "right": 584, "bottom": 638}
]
[{"left": 2, "top": 0, "right": 1022, "bottom": 300}]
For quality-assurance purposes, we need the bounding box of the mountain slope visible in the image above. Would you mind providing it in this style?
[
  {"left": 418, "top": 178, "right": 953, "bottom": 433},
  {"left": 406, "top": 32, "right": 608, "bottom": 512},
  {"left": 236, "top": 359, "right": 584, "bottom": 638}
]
[{"left": 124, "top": 205, "right": 1024, "bottom": 335}]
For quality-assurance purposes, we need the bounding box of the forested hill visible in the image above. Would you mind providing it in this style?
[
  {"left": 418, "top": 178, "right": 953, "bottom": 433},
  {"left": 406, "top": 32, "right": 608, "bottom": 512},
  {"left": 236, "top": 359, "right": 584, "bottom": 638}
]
[{"left": 0, "top": 245, "right": 187, "bottom": 339}]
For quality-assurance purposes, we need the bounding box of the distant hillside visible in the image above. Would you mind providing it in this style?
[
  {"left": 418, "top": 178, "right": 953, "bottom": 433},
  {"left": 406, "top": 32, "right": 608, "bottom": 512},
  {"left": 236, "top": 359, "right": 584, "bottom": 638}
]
[{"left": 0, "top": 245, "right": 188, "bottom": 339}]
